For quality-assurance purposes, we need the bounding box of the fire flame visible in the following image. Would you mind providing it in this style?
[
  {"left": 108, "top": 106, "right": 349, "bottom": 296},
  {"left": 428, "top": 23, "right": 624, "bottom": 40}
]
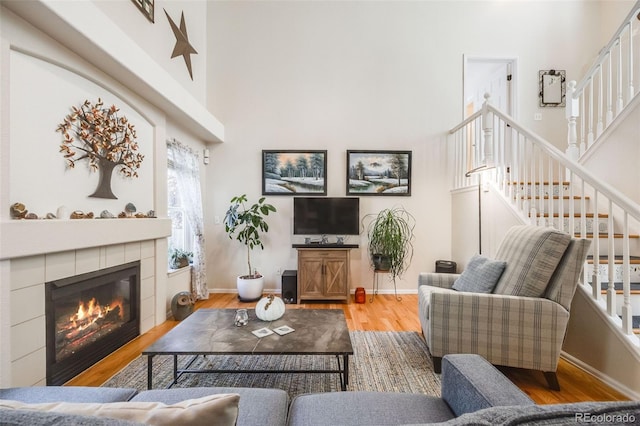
[{"left": 70, "top": 296, "right": 124, "bottom": 329}]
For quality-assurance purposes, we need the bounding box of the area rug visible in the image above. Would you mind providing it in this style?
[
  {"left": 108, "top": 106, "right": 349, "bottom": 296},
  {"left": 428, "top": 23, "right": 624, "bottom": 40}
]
[{"left": 101, "top": 331, "right": 441, "bottom": 399}]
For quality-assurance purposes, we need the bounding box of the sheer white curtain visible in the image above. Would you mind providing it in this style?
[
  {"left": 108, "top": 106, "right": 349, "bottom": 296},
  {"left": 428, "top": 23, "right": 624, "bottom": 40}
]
[{"left": 167, "top": 139, "right": 208, "bottom": 299}]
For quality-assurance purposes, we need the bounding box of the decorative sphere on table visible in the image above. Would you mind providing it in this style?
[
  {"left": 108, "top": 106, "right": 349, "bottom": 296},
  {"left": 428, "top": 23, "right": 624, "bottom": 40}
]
[{"left": 255, "top": 294, "right": 285, "bottom": 321}]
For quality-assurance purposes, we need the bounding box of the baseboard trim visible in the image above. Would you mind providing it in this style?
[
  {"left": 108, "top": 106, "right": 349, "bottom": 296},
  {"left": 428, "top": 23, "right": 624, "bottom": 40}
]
[{"left": 561, "top": 351, "right": 640, "bottom": 400}]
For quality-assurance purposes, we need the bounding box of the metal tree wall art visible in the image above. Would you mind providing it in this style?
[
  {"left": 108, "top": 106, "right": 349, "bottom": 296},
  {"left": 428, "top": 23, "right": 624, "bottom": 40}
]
[{"left": 56, "top": 99, "right": 144, "bottom": 199}]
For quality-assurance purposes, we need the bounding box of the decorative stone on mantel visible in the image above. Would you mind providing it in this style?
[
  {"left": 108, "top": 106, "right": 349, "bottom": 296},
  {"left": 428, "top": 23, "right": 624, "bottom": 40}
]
[{"left": 0, "top": 218, "right": 171, "bottom": 260}]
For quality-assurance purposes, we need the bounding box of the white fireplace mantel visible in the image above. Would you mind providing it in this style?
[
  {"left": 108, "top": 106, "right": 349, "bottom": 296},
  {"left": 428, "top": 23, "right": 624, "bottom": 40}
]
[{"left": 0, "top": 218, "right": 172, "bottom": 260}]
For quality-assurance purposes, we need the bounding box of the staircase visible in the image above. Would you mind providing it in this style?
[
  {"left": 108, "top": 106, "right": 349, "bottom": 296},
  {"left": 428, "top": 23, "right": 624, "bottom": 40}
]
[
  {"left": 448, "top": 3, "right": 640, "bottom": 395},
  {"left": 450, "top": 94, "right": 640, "bottom": 332},
  {"left": 521, "top": 181, "right": 640, "bottom": 336}
]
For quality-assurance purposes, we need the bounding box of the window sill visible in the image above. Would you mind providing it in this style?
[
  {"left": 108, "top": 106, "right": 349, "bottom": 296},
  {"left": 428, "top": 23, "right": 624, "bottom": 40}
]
[{"left": 168, "top": 265, "right": 192, "bottom": 277}]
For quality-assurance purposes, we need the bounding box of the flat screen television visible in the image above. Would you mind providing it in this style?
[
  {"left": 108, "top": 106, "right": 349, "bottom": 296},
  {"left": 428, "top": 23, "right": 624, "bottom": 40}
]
[{"left": 293, "top": 197, "right": 360, "bottom": 235}]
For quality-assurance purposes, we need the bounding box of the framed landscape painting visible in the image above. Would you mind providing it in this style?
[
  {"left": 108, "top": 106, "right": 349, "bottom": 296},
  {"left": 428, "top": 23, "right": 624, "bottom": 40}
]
[
  {"left": 262, "top": 150, "right": 327, "bottom": 195},
  {"left": 346, "top": 150, "right": 411, "bottom": 196}
]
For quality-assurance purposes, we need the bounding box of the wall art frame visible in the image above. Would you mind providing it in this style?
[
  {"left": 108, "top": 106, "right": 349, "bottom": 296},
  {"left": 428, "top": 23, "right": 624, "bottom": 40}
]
[
  {"left": 262, "top": 150, "right": 327, "bottom": 196},
  {"left": 131, "top": 0, "right": 154, "bottom": 23},
  {"left": 346, "top": 150, "right": 412, "bottom": 196},
  {"left": 539, "top": 69, "right": 566, "bottom": 107}
]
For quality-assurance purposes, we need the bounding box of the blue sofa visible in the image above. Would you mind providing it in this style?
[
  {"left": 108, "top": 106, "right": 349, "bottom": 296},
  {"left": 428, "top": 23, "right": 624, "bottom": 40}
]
[{"left": 1, "top": 354, "right": 638, "bottom": 425}]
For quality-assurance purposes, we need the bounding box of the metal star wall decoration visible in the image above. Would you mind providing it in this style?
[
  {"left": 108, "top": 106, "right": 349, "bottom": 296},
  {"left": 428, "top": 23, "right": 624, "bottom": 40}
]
[{"left": 164, "top": 9, "right": 198, "bottom": 80}]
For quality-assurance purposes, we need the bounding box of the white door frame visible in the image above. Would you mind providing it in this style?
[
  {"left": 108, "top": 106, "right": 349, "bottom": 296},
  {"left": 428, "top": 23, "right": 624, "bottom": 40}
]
[{"left": 463, "top": 55, "right": 518, "bottom": 120}]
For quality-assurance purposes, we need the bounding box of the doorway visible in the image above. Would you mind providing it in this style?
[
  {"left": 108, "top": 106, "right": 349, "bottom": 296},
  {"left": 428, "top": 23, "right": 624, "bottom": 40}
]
[{"left": 463, "top": 56, "right": 517, "bottom": 119}]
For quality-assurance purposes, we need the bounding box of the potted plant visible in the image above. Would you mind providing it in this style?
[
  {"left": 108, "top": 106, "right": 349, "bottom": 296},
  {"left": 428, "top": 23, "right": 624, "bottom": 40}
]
[
  {"left": 224, "top": 194, "right": 277, "bottom": 301},
  {"left": 170, "top": 248, "right": 193, "bottom": 269},
  {"left": 363, "top": 206, "right": 415, "bottom": 282}
]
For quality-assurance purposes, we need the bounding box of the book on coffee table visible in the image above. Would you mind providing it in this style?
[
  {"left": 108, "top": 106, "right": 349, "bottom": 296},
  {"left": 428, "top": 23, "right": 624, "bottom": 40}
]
[{"left": 273, "top": 325, "right": 295, "bottom": 335}]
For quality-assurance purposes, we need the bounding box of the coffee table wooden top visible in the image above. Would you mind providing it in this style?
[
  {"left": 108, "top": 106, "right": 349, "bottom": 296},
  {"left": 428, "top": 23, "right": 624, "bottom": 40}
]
[{"left": 142, "top": 308, "right": 353, "bottom": 356}]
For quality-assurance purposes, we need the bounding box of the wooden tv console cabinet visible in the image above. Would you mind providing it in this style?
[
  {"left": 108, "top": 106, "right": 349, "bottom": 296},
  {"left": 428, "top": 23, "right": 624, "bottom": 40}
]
[{"left": 292, "top": 244, "right": 358, "bottom": 303}]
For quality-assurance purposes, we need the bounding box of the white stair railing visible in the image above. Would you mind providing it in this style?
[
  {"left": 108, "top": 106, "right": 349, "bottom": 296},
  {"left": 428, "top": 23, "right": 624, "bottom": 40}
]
[
  {"left": 566, "top": 0, "right": 640, "bottom": 158},
  {"left": 450, "top": 95, "right": 640, "bottom": 344}
]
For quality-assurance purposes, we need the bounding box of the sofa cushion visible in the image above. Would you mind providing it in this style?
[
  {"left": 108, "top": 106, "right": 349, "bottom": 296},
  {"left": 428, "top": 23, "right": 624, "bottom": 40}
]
[
  {"left": 0, "top": 408, "right": 143, "bottom": 425},
  {"left": 438, "top": 400, "right": 640, "bottom": 425},
  {"left": 493, "top": 226, "right": 571, "bottom": 298},
  {"left": 0, "top": 386, "right": 137, "bottom": 403},
  {"left": 132, "top": 387, "right": 288, "bottom": 426},
  {"left": 287, "top": 391, "right": 454, "bottom": 426},
  {"left": 452, "top": 255, "right": 506, "bottom": 293},
  {"left": 0, "top": 393, "right": 239, "bottom": 426}
]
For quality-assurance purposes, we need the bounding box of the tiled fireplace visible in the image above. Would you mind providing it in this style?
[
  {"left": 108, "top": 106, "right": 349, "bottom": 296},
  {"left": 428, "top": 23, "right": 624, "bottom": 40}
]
[
  {"left": 1, "top": 219, "right": 171, "bottom": 387},
  {"left": 45, "top": 261, "right": 141, "bottom": 386}
]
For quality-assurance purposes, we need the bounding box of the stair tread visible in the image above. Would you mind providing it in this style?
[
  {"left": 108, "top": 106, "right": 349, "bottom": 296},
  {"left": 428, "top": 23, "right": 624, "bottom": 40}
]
[
  {"left": 532, "top": 213, "right": 608, "bottom": 218},
  {"left": 519, "top": 195, "right": 589, "bottom": 200},
  {"left": 599, "top": 285, "right": 640, "bottom": 293},
  {"left": 508, "top": 181, "right": 571, "bottom": 186},
  {"left": 587, "top": 255, "right": 640, "bottom": 264},
  {"left": 577, "top": 232, "right": 640, "bottom": 238}
]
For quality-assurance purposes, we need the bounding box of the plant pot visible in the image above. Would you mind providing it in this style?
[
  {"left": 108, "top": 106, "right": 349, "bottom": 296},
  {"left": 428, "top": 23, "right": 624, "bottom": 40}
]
[
  {"left": 172, "top": 257, "right": 190, "bottom": 269},
  {"left": 372, "top": 254, "right": 391, "bottom": 271},
  {"left": 237, "top": 275, "right": 264, "bottom": 302}
]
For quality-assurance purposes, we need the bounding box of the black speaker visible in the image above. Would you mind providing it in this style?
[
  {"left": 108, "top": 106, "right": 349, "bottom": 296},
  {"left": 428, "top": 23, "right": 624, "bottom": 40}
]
[
  {"left": 282, "top": 270, "right": 297, "bottom": 304},
  {"left": 435, "top": 260, "right": 457, "bottom": 274}
]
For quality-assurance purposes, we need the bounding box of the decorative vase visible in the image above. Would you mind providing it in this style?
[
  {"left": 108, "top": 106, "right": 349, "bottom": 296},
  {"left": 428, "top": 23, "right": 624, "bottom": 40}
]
[
  {"left": 234, "top": 309, "right": 249, "bottom": 326},
  {"left": 90, "top": 159, "right": 118, "bottom": 199},
  {"left": 355, "top": 287, "right": 366, "bottom": 304},
  {"left": 237, "top": 275, "right": 264, "bottom": 302},
  {"left": 255, "top": 295, "right": 285, "bottom": 321}
]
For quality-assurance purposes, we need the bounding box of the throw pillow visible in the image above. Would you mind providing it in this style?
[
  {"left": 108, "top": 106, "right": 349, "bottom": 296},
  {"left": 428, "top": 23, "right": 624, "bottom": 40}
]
[
  {"left": 0, "top": 393, "right": 239, "bottom": 426},
  {"left": 452, "top": 255, "right": 506, "bottom": 293},
  {"left": 492, "top": 226, "right": 571, "bottom": 298}
]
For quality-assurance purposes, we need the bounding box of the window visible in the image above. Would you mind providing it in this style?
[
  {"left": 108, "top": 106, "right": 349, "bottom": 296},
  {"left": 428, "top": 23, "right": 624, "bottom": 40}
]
[
  {"left": 167, "top": 169, "right": 193, "bottom": 255},
  {"left": 166, "top": 138, "right": 208, "bottom": 299}
]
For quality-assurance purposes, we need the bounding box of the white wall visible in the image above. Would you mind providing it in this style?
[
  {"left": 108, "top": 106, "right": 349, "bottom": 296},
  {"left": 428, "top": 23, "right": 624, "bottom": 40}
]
[
  {"left": 580, "top": 99, "right": 640, "bottom": 204},
  {"left": 204, "top": 1, "right": 611, "bottom": 293},
  {"left": 564, "top": 286, "right": 640, "bottom": 399},
  {"left": 93, "top": 0, "right": 208, "bottom": 104},
  {"left": 8, "top": 50, "right": 155, "bottom": 217}
]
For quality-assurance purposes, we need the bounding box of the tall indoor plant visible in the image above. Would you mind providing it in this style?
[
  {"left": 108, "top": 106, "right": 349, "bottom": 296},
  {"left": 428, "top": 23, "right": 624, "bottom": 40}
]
[
  {"left": 363, "top": 206, "right": 415, "bottom": 282},
  {"left": 224, "top": 194, "right": 277, "bottom": 301}
]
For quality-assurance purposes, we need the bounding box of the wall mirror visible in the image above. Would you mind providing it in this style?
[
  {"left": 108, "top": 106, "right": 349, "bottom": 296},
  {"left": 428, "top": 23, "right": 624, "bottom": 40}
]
[{"left": 539, "top": 69, "right": 566, "bottom": 107}]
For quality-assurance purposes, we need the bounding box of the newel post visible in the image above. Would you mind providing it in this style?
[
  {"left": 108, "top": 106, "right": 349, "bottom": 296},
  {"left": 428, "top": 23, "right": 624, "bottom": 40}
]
[
  {"left": 482, "top": 93, "right": 493, "bottom": 166},
  {"left": 565, "top": 80, "right": 580, "bottom": 160}
]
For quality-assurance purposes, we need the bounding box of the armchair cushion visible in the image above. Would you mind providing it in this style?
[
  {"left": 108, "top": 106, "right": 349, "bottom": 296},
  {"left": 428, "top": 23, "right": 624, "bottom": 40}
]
[
  {"left": 418, "top": 272, "right": 459, "bottom": 289},
  {"left": 493, "top": 226, "right": 571, "bottom": 298},
  {"left": 544, "top": 237, "right": 591, "bottom": 310},
  {"left": 452, "top": 255, "right": 506, "bottom": 294}
]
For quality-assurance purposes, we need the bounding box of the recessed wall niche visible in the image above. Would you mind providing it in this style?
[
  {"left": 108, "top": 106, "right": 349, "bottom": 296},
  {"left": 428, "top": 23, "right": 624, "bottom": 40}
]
[{"left": 9, "top": 50, "right": 154, "bottom": 217}]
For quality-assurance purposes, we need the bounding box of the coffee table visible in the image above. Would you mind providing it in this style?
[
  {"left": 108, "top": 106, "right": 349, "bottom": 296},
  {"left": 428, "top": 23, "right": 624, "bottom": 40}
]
[{"left": 142, "top": 308, "right": 354, "bottom": 390}]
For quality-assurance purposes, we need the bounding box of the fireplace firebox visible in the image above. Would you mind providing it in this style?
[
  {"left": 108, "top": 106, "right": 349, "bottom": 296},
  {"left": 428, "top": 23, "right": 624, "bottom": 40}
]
[{"left": 45, "top": 261, "right": 140, "bottom": 385}]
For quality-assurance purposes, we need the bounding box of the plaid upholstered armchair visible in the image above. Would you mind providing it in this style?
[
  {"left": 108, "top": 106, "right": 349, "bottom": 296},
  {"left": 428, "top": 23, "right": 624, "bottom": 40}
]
[{"left": 418, "top": 225, "right": 590, "bottom": 390}]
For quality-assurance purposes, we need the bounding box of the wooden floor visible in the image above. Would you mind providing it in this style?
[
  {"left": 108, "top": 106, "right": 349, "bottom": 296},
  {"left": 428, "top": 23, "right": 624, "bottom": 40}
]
[{"left": 67, "top": 293, "right": 629, "bottom": 404}]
